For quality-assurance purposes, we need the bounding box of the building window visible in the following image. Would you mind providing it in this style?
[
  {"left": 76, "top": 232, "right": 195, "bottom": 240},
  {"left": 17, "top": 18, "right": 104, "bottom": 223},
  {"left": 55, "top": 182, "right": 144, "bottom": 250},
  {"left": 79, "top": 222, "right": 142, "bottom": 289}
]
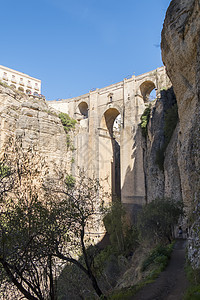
[
  {"left": 107, "top": 93, "right": 113, "bottom": 103},
  {"left": 27, "top": 80, "right": 32, "bottom": 88},
  {"left": 3, "top": 72, "right": 8, "bottom": 81},
  {"left": 11, "top": 75, "right": 16, "bottom": 83},
  {"left": 26, "top": 89, "right": 31, "bottom": 95},
  {"left": 34, "top": 83, "right": 39, "bottom": 90},
  {"left": 19, "top": 78, "right": 24, "bottom": 86}
]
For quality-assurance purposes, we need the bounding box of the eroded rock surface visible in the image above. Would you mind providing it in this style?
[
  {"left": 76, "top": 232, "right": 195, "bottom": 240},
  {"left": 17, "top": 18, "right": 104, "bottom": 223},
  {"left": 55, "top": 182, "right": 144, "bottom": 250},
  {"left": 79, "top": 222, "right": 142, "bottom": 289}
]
[
  {"left": 0, "top": 84, "right": 72, "bottom": 183},
  {"left": 161, "top": 0, "right": 200, "bottom": 267}
]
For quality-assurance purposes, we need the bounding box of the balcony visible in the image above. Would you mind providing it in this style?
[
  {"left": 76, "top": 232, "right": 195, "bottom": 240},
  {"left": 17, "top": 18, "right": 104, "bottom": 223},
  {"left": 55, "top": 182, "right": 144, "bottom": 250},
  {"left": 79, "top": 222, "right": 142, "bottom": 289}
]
[
  {"left": 3, "top": 75, "right": 8, "bottom": 81},
  {"left": 27, "top": 82, "right": 32, "bottom": 88}
]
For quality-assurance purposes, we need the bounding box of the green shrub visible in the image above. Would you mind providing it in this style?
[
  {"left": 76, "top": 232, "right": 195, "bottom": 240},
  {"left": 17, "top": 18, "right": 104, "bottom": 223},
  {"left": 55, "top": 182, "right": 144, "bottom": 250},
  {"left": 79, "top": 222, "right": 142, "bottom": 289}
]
[
  {"left": 140, "top": 105, "right": 151, "bottom": 137},
  {"left": 184, "top": 264, "right": 200, "bottom": 300},
  {"left": 58, "top": 113, "right": 76, "bottom": 149},
  {"left": 141, "top": 244, "right": 173, "bottom": 272},
  {"left": 65, "top": 174, "right": 76, "bottom": 188},
  {"left": 137, "top": 198, "right": 183, "bottom": 244},
  {"left": 103, "top": 199, "right": 138, "bottom": 255},
  {"left": 58, "top": 112, "right": 76, "bottom": 133}
]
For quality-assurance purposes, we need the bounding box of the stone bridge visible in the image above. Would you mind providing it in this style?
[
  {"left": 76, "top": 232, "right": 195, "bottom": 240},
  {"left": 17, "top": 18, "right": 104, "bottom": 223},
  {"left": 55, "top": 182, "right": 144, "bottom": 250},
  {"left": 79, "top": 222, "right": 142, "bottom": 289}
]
[{"left": 49, "top": 66, "right": 170, "bottom": 216}]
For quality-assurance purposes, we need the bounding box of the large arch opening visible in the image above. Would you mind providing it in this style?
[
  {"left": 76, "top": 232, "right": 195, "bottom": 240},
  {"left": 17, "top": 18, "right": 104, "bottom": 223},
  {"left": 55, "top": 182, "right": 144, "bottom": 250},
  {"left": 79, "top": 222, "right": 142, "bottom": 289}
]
[
  {"left": 99, "top": 108, "right": 121, "bottom": 200},
  {"left": 140, "top": 81, "right": 156, "bottom": 102},
  {"left": 76, "top": 101, "right": 88, "bottom": 120}
]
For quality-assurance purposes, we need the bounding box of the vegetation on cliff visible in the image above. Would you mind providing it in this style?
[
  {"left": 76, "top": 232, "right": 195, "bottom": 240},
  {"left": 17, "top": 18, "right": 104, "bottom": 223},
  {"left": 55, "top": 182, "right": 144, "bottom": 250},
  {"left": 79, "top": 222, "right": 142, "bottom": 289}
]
[
  {"left": 58, "top": 112, "right": 77, "bottom": 149},
  {"left": 140, "top": 105, "right": 151, "bottom": 137}
]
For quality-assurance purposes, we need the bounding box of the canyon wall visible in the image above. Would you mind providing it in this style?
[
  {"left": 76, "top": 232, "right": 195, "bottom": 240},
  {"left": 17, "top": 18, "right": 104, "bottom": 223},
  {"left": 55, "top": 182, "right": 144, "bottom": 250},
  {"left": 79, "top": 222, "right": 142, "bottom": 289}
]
[
  {"left": 0, "top": 83, "right": 72, "bottom": 185},
  {"left": 160, "top": 0, "right": 200, "bottom": 267}
]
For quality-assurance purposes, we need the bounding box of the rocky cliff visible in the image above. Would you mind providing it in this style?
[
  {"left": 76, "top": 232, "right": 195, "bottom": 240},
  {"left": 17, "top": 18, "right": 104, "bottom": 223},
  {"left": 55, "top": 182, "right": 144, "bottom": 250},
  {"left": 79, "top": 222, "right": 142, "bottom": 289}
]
[
  {"left": 0, "top": 83, "right": 72, "bottom": 185},
  {"left": 143, "top": 87, "right": 182, "bottom": 204},
  {"left": 159, "top": 0, "right": 200, "bottom": 267}
]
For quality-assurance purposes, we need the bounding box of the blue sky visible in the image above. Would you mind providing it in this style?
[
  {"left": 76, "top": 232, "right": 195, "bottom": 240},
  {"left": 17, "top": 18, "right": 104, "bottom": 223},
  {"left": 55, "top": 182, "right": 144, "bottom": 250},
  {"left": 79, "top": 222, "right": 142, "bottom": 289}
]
[{"left": 0, "top": 0, "right": 171, "bottom": 100}]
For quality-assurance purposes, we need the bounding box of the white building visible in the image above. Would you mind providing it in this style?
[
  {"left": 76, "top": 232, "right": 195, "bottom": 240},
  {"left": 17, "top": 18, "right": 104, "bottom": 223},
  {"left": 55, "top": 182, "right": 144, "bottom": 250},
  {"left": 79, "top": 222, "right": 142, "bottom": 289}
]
[{"left": 0, "top": 65, "right": 41, "bottom": 95}]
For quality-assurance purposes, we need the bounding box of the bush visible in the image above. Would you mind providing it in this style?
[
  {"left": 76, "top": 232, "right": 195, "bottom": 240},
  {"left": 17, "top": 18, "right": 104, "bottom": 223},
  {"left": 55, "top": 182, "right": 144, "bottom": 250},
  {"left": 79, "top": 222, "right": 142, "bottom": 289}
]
[
  {"left": 137, "top": 198, "right": 184, "bottom": 244},
  {"left": 58, "top": 113, "right": 76, "bottom": 149},
  {"left": 184, "top": 264, "right": 200, "bottom": 300},
  {"left": 58, "top": 112, "right": 76, "bottom": 133},
  {"left": 103, "top": 199, "right": 139, "bottom": 255},
  {"left": 140, "top": 106, "right": 151, "bottom": 137},
  {"left": 141, "top": 244, "right": 173, "bottom": 272}
]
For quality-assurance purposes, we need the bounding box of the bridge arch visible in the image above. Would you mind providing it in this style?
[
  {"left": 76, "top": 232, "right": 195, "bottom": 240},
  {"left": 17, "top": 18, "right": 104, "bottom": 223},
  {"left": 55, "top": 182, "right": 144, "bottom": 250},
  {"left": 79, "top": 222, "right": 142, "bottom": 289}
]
[
  {"left": 139, "top": 80, "right": 156, "bottom": 102},
  {"left": 99, "top": 107, "right": 121, "bottom": 199},
  {"left": 75, "top": 101, "right": 89, "bottom": 120},
  {"left": 99, "top": 104, "right": 123, "bottom": 129}
]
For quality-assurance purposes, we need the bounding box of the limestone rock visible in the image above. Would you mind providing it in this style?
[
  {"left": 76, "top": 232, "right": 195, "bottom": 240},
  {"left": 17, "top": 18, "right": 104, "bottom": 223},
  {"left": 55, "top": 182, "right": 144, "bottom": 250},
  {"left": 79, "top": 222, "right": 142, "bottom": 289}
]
[
  {"left": 161, "top": 0, "right": 200, "bottom": 267},
  {"left": 144, "top": 87, "right": 182, "bottom": 203},
  {"left": 0, "top": 84, "right": 72, "bottom": 182}
]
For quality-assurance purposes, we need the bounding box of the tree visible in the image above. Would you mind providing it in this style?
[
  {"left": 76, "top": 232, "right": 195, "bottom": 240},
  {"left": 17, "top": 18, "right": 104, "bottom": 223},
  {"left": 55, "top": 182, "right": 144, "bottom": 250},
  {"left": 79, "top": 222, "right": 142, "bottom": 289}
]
[
  {"left": 0, "top": 140, "right": 56, "bottom": 300},
  {"left": 137, "top": 198, "right": 184, "bottom": 244},
  {"left": 0, "top": 141, "right": 107, "bottom": 300},
  {"left": 44, "top": 170, "right": 106, "bottom": 299}
]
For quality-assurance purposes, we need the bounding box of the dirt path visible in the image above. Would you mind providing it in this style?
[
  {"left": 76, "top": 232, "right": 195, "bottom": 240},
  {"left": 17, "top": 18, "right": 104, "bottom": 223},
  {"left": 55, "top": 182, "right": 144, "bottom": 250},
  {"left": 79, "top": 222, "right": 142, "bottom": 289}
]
[{"left": 131, "top": 239, "right": 189, "bottom": 300}]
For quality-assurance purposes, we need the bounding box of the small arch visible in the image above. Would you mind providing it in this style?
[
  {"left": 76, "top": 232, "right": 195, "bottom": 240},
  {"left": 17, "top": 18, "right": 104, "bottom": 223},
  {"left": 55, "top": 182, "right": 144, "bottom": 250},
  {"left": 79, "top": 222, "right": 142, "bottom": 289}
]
[
  {"left": 10, "top": 84, "right": 16, "bottom": 89},
  {"left": 77, "top": 101, "right": 88, "bottom": 119},
  {"left": 107, "top": 93, "right": 113, "bottom": 103},
  {"left": 101, "top": 108, "right": 120, "bottom": 136},
  {"left": 18, "top": 87, "right": 24, "bottom": 92},
  {"left": 26, "top": 89, "right": 31, "bottom": 95},
  {"left": 140, "top": 80, "right": 156, "bottom": 102}
]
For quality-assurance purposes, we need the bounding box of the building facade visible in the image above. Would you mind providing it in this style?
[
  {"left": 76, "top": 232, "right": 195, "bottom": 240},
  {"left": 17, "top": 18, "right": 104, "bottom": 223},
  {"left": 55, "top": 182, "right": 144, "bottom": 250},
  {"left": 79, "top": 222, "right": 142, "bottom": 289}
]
[{"left": 0, "top": 65, "right": 41, "bottom": 95}]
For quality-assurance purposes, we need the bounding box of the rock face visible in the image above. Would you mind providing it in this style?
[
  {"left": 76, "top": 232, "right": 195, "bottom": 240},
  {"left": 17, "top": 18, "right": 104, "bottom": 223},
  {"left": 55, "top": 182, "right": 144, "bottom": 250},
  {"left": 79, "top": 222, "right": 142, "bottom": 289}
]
[
  {"left": 143, "top": 87, "right": 182, "bottom": 204},
  {"left": 161, "top": 0, "right": 200, "bottom": 267},
  {"left": 0, "top": 83, "right": 72, "bottom": 184}
]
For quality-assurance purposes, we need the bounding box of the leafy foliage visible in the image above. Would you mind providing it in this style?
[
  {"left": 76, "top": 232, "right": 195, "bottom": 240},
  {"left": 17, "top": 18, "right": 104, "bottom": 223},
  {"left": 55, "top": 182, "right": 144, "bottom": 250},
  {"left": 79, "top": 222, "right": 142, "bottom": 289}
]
[
  {"left": 137, "top": 198, "right": 184, "bottom": 243},
  {"left": 58, "top": 112, "right": 76, "bottom": 134},
  {"left": 184, "top": 263, "right": 200, "bottom": 300},
  {"left": 141, "top": 243, "right": 173, "bottom": 272},
  {"left": 58, "top": 112, "right": 77, "bottom": 149},
  {"left": 103, "top": 199, "right": 138, "bottom": 255},
  {"left": 140, "top": 105, "right": 151, "bottom": 137},
  {"left": 0, "top": 140, "right": 107, "bottom": 299},
  {"left": 109, "top": 243, "right": 174, "bottom": 300}
]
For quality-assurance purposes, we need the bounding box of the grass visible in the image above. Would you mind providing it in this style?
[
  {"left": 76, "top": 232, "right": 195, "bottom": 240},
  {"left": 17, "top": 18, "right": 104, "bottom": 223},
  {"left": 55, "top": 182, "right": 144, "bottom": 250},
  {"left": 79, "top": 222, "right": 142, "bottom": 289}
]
[
  {"left": 108, "top": 243, "right": 174, "bottom": 299},
  {"left": 184, "top": 264, "right": 200, "bottom": 300}
]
